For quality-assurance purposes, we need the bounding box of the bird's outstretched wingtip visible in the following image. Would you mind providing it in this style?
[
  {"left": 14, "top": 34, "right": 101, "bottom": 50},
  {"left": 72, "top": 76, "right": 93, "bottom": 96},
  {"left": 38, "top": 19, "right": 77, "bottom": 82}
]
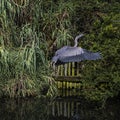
[{"left": 96, "top": 52, "right": 102, "bottom": 59}]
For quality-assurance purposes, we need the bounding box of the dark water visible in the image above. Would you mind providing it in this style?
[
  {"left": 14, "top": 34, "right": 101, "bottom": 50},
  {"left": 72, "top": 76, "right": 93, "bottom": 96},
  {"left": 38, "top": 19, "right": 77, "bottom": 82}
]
[{"left": 0, "top": 94, "right": 120, "bottom": 120}]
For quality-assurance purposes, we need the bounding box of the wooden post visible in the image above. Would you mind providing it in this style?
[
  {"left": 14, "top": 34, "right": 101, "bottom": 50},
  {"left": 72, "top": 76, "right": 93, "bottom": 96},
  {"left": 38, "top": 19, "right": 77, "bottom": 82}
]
[
  {"left": 72, "top": 62, "right": 75, "bottom": 76},
  {"left": 68, "top": 63, "right": 71, "bottom": 76},
  {"left": 64, "top": 64, "right": 67, "bottom": 76}
]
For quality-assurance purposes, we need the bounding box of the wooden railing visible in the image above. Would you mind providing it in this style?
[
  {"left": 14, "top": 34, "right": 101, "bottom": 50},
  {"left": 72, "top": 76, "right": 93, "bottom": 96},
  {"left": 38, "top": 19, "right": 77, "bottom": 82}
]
[
  {"left": 53, "top": 62, "right": 82, "bottom": 83},
  {"left": 54, "top": 62, "right": 80, "bottom": 76}
]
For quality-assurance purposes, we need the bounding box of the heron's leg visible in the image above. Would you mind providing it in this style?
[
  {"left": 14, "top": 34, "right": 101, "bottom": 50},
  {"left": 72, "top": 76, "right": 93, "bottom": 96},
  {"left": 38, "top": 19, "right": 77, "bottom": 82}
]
[
  {"left": 56, "top": 65, "right": 61, "bottom": 76},
  {"left": 52, "top": 63, "right": 60, "bottom": 76},
  {"left": 51, "top": 62, "right": 56, "bottom": 76}
]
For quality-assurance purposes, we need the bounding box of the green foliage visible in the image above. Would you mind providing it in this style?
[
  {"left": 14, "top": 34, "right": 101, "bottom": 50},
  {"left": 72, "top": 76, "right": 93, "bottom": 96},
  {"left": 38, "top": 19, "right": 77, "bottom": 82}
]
[
  {"left": 0, "top": 0, "right": 57, "bottom": 98},
  {"left": 74, "top": 0, "right": 120, "bottom": 101},
  {"left": 0, "top": 0, "right": 120, "bottom": 101}
]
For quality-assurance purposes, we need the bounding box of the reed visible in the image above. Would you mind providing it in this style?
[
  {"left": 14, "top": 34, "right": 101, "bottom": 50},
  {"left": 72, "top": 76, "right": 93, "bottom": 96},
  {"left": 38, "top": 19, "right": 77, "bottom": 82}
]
[{"left": 0, "top": 0, "right": 60, "bottom": 98}]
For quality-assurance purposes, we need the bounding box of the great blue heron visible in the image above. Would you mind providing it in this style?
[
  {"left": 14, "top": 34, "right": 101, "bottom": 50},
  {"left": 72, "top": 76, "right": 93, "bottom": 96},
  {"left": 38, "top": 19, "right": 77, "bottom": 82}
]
[{"left": 52, "top": 33, "right": 101, "bottom": 67}]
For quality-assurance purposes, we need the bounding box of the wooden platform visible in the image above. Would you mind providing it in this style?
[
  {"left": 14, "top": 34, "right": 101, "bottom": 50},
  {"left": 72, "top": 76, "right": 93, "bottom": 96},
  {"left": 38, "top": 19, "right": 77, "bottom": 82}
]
[
  {"left": 53, "top": 62, "right": 83, "bottom": 83},
  {"left": 53, "top": 76, "right": 81, "bottom": 83}
]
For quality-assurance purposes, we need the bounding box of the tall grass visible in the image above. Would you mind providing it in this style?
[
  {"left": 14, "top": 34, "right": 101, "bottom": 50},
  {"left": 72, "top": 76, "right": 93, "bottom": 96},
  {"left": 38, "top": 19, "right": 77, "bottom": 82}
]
[
  {"left": 0, "top": 25, "right": 52, "bottom": 97},
  {"left": 0, "top": 0, "right": 60, "bottom": 98}
]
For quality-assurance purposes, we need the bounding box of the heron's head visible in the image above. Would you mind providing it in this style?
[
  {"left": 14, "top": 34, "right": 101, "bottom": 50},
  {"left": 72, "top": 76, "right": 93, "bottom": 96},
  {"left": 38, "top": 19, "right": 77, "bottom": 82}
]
[{"left": 75, "top": 33, "right": 84, "bottom": 40}]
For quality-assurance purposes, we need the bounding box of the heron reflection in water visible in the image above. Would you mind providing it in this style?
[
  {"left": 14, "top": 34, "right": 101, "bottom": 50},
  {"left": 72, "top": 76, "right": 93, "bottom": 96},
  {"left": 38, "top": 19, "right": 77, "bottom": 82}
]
[{"left": 52, "top": 34, "right": 101, "bottom": 69}]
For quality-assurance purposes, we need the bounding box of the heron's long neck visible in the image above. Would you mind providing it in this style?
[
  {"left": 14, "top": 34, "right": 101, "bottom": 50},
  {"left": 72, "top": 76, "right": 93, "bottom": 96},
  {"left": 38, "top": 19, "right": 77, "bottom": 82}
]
[
  {"left": 74, "top": 38, "right": 78, "bottom": 47},
  {"left": 74, "top": 34, "right": 84, "bottom": 47}
]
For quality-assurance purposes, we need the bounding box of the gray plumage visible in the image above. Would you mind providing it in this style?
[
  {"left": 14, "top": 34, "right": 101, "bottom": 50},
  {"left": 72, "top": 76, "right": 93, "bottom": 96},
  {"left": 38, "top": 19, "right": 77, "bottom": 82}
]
[{"left": 52, "top": 34, "right": 101, "bottom": 66}]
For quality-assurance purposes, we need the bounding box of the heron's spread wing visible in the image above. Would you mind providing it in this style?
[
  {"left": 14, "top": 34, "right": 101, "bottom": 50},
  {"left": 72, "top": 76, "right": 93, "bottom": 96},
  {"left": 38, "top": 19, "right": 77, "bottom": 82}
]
[
  {"left": 59, "top": 54, "right": 85, "bottom": 63},
  {"left": 55, "top": 46, "right": 68, "bottom": 55},
  {"left": 83, "top": 52, "right": 101, "bottom": 60},
  {"left": 58, "top": 50, "right": 101, "bottom": 63},
  {"left": 82, "top": 49, "right": 101, "bottom": 60},
  {"left": 52, "top": 47, "right": 101, "bottom": 65}
]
